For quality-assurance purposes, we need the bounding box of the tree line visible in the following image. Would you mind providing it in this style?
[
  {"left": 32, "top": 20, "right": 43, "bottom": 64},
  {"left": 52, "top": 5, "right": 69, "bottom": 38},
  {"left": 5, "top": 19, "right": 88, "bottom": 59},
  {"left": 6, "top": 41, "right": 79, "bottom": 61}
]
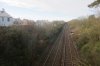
[{"left": 0, "top": 21, "right": 65, "bottom": 66}]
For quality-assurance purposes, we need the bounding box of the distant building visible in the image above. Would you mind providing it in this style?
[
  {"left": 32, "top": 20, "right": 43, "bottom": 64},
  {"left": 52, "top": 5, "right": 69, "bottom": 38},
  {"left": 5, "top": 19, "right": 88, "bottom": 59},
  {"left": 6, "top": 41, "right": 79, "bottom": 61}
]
[
  {"left": 13, "top": 19, "right": 35, "bottom": 26},
  {"left": 0, "top": 8, "right": 34, "bottom": 26},
  {"left": 36, "top": 20, "right": 49, "bottom": 26},
  {"left": 0, "top": 8, "right": 15, "bottom": 26},
  {"left": 22, "top": 19, "right": 34, "bottom": 25},
  {"left": 13, "top": 18, "right": 22, "bottom": 25}
]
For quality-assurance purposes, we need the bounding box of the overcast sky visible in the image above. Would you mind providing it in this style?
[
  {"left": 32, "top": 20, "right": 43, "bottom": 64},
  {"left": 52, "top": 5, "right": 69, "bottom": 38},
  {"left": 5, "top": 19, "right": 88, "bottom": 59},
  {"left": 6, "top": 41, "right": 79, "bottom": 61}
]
[{"left": 0, "top": 0, "right": 94, "bottom": 21}]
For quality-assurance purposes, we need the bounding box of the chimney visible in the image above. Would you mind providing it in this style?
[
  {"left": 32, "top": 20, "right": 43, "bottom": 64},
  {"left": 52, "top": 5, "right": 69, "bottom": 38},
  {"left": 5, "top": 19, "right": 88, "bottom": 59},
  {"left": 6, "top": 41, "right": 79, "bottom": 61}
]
[{"left": 1, "top": 8, "right": 5, "bottom": 13}]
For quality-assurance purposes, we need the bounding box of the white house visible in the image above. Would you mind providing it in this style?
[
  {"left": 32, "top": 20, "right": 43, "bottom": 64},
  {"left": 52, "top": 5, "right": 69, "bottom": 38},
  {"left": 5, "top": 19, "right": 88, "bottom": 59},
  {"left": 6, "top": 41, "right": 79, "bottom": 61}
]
[{"left": 0, "top": 9, "right": 15, "bottom": 26}]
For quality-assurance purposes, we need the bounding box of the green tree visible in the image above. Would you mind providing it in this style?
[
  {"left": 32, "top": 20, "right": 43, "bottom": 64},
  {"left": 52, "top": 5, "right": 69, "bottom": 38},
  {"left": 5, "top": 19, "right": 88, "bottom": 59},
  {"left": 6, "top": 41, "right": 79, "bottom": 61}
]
[{"left": 88, "top": 0, "right": 100, "bottom": 8}]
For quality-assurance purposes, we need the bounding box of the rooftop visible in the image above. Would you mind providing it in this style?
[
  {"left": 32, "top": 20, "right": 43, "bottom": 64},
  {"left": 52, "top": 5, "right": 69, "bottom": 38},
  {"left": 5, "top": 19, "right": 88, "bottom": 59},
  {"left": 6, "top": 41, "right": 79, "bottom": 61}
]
[{"left": 0, "top": 8, "right": 12, "bottom": 17}]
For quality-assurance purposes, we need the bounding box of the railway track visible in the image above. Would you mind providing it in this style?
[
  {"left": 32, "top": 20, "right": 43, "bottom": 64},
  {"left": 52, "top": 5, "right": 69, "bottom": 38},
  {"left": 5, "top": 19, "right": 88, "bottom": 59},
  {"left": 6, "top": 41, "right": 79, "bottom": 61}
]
[{"left": 35, "top": 23, "right": 79, "bottom": 66}]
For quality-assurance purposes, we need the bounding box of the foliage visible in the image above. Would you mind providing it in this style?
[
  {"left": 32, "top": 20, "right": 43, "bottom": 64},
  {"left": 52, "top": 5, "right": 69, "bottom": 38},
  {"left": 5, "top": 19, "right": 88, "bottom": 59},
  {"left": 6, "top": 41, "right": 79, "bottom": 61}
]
[
  {"left": 0, "top": 22, "right": 64, "bottom": 66},
  {"left": 69, "top": 15, "right": 100, "bottom": 66},
  {"left": 88, "top": 0, "right": 100, "bottom": 8}
]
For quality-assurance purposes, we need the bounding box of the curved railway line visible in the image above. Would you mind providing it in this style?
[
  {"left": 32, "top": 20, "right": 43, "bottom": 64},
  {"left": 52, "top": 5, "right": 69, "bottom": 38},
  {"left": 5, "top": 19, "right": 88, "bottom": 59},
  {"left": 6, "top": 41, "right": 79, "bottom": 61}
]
[{"left": 35, "top": 23, "right": 79, "bottom": 66}]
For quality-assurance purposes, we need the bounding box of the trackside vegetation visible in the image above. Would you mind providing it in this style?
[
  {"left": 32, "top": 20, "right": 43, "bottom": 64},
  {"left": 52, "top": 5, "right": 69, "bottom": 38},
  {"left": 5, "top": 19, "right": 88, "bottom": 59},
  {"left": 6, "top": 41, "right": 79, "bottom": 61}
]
[
  {"left": 69, "top": 15, "right": 100, "bottom": 66},
  {"left": 0, "top": 22, "right": 65, "bottom": 66}
]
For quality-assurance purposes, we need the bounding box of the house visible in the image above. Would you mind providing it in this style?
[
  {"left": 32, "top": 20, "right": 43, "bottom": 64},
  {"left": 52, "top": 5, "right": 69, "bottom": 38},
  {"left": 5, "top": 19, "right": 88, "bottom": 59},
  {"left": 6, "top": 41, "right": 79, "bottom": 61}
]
[
  {"left": 13, "top": 19, "right": 35, "bottom": 26},
  {"left": 36, "top": 20, "right": 49, "bottom": 26},
  {"left": 0, "top": 8, "right": 15, "bottom": 26},
  {"left": 0, "top": 8, "right": 35, "bottom": 26},
  {"left": 13, "top": 18, "right": 22, "bottom": 25}
]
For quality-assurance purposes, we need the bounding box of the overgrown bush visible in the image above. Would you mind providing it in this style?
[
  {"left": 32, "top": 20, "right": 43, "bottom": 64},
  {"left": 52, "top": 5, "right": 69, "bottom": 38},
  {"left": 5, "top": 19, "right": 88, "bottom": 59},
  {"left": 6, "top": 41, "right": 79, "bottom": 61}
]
[
  {"left": 0, "top": 22, "right": 64, "bottom": 66},
  {"left": 69, "top": 16, "right": 100, "bottom": 66}
]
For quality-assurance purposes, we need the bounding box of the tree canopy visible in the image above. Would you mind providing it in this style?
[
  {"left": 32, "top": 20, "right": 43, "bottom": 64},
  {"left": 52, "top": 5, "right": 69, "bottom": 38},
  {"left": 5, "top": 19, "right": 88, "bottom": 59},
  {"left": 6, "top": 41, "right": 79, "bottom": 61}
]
[{"left": 88, "top": 0, "right": 100, "bottom": 8}]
